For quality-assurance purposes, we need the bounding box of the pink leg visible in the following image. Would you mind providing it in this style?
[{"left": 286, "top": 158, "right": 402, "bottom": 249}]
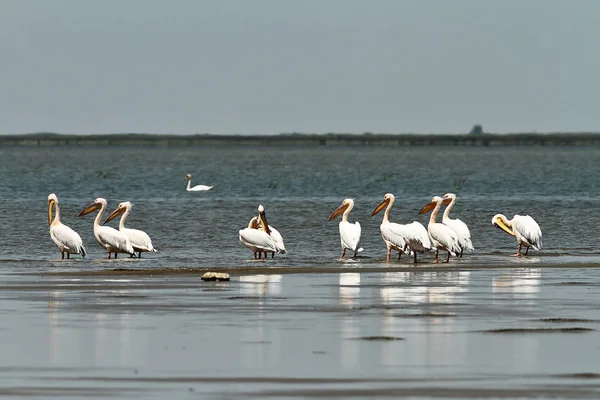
[{"left": 434, "top": 249, "right": 439, "bottom": 264}]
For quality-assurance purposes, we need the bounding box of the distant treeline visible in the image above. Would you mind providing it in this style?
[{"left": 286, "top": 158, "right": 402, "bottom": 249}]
[{"left": 1, "top": 132, "right": 600, "bottom": 147}]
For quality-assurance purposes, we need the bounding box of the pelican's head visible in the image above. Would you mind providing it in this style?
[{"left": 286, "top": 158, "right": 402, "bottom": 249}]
[
  {"left": 257, "top": 204, "right": 271, "bottom": 235},
  {"left": 47, "top": 193, "right": 59, "bottom": 225},
  {"left": 104, "top": 201, "right": 132, "bottom": 224},
  {"left": 328, "top": 198, "right": 354, "bottom": 221},
  {"left": 185, "top": 174, "right": 192, "bottom": 180},
  {"left": 79, "top": 198, "right": 107, "bottom": 217},
  {"left": 442, "top": 193, "right": 456, "bottom": 205},
  {"left": 418, "top": 195, "right": 443, "bottom": 214},
  {"left": 371, "top": 193, "right": 394, "bottom": 217},
  {"left": 491, "top": 213, "right": 514, "bottom": 236}
]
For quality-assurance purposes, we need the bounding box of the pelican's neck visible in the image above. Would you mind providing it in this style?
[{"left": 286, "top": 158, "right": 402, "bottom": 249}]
[
  {"left": 342, "top": 203, "right": 353, "bottom": 222},
  {"left": 186, "top": 179, "right": 192, "bottom": 190},
  {"left": 442, "top": 197, "right": 456, "bottom": 222},
  {"left": 93, "top": 203, "right": 106, "bottom": 230},
  {"left": 53, "top": 202, "right": 61, "bottom": 224},
  {"left": 430, "top": 201, "right": 441, "bottom": 225},
  {"left": 499, "top": 214, "right": 512, "bottom": 228},
  {"left": 119, "top": 206, "right": 130, "bottom": 230},
  {"left": 383, "top": 197, "right": 394, "bottom": 223}
]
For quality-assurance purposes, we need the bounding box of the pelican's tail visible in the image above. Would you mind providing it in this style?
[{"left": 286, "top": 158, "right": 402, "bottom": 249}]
[{"left": 80, "top": 245, "right": 87, "bottom": 258}]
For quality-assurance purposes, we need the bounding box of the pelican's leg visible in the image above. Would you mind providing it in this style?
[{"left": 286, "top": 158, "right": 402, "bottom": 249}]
[
  {"left": 460, "top": 248, "right": 464, "bottom": 257},
  {"left": 386, "top": 248, "right": 392, "bottom": 263},
  {"left": 61, "top": 252, "right": 65, "bottom": 260},
  {"left": 341, "top": 248, "right": 346, "bottom": 258},
  {"left": 413, "top": 251, "right": 418, "bottom": 264},
  {"left": 114, "top": 252, "right": 118, "bottom": 259},
  {"left": 67, "top": 253, "right": 70, "bottom": 259},
  {"left": 525, "top": 246, "right": 529, "bottom": 256},
  {"left": 446, "top": 251, "right": 451, "bottom": 263},
  {"left": 512, "top": 244, "right": 522, "bottom": 257},
  {"left": 107, "top": 251, "right": 111, "bottom": 259},
  {"left": 434, "top": 249, "right": 439, "bottom": 264},
  {"left": 271, "top": 252, "right": 274, "bottom": 258}
]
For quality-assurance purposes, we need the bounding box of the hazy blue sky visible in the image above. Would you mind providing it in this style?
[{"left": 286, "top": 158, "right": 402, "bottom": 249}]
[{"left": 1, "top": 0, "right": 599, "bottom": 135}]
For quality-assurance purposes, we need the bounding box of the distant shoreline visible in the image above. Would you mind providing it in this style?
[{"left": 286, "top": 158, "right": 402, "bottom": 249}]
[{"left": 1, "top": 132, "right": 600, "bottom": 146}]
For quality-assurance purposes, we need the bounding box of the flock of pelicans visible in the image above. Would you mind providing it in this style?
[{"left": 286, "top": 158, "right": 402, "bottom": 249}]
[{"left": 47, "top": 175, "right": 544, "bottom": 263}]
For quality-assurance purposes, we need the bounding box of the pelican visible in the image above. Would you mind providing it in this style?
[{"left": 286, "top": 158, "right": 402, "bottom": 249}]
[
  {"left": 441, "top": 193, "right": 474, "bottom": 256},
  {"left": 371, "top": 193, "right": 431, "bottom": 263},
  {"left": 104, "top": 201, "right": 157, "bottom": 258},
  {"left": 328, "top": 198, "right": 363, "bottom": 258},
  {"left": 239, "top": 205, "right": 286, "bottom": 259},
  {"left": 491, "top": 214, "right": 542, "bottom": 256},
  {"left": 185, "top": 174, "right": 213, "bottom": 191},
  {"left": 78, "top": 198, "right": 135, "bottom": 259},
  {"left": 47, "top": 193, "right": 86, "bottom": 259},
  {"left": 418, "top": 196, "right": 461, "bottom": 263}
]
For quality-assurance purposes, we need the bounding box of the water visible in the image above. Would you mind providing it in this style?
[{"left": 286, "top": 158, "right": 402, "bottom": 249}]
[{"left": 1, "top": 145, "right": 600, "bottom": 398}]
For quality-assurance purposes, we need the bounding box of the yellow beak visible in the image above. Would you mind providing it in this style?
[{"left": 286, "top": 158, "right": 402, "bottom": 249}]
[
  {"left": 104, "top": 206, "right": 125, "bottom": 224},
  {"left": 418, "top": 201, "right": 436, "bottom": 214},
  {"left": 47, "top": 199, "right": 55, "bottom": 225},
  {"left": 371, "top": 198, "right": 390, "bottom": 217},
  {"left": 79, "top": 202, "right": 101, "bottom": 217},
  {"left": 328, "top": 202, "right": 349, "bottom": 221},
  {"left": 259, "top": 212, "right": 271, "bottom": 235},
  {"left": 494, "top": 217, "right": 515, "bottom": 236}
]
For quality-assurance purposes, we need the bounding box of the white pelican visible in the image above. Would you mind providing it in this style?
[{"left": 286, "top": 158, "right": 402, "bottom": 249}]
[
  {"left": 78, "top": 198, "right": 135, "bottom": 259},
  {"left": 371, "top": 193, "right": 431, "bottom": 263},
  {"left": 441, "top": 193, "right": 474, "bottom": 256},
  {"left": 328, "top": 198, "right": 363, "bottom": 258},
  {"left": 491, "top": 214, "right": 542, "bottom": 256},
  {"left": 185, "top": 174, "right": 213, "bottom": 191},
  {"left": 418, "top": 196, "right": 461, "bottom": 263},
  {"left": 47, "top": 193, "right": 86, "bottom": 259},
  {"left": 239, "top": 205, "right": 286, "bottom": 259},
  {"left": 104, "top": 201, "right": 157, "bottom": 258}
]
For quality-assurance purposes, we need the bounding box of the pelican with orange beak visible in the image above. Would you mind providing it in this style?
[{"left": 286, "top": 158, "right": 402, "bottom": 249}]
[
  {"left": 418, "top": 196, "right": 461, "bottom": 263},
  {"left": 441, "top": 193, "right": 474, "bottom": 256},
  {"left": 371, "top": 193, "right": 431, "bottom": 263},
  {"left": 47, "top": 193, "right": 87, "bottom": 259},
  {"left": 239, "top": 205, "right": 286, "bottom": 259},
  {"left": 78, "top": 198, "right": 135, "bottom": 259},
  {"left": 328, "top": 198, "right": 363, "bottom": 258},
  {"left": 491, "top": 214, "right": 542, "bottom": 256},
  {"left": 104, "top": 201, "right": 156, "bottom": 258}
]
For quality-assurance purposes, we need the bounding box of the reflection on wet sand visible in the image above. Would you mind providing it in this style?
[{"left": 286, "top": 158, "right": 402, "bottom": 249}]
[
  {"left": 239, "top": 275, "right": 283, "bottom": 297},
  {"left": 339, "top": 273, "right": 361, "bottom": 370},
  {"left": 492, "top": 268, "right": 542, "bottom": 301}
]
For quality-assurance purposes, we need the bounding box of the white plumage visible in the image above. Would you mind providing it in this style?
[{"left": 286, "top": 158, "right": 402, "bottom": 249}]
[
  {"left": 79, "top": 198, "right": 135, "bottom": 259},
  {"left": 185, "top": 174, "right": 213, "bottom": 191},
  {"left": 328, "top": 198, "right": 363, "bottom": 258},
  {"left": 48, "top": 193, "right": 86, "bottom": 259},
  {"left": 104, "top": 201, "right": 156, "bottom": 258},
  {"left": 419, "top": 196, "right": 461, "bottom": 263},
  {"left": 372, "top": 193, "right": 431, "bottom": 263},
  {"left": 492, "top": 213, "right": 542, "bottom": 256},
  {"left": 442, "top": 193, "right": 474, "bottom": 256},
  {"left": 239, "top": 205, "right": 286, "bottom": 259}
]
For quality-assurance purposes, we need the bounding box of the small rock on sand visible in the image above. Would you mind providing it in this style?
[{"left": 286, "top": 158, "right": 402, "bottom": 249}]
[{"left": 201, "top": 272, "right": 230, "bottom": 281}]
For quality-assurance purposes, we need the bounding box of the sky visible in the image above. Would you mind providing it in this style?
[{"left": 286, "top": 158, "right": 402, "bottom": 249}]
[{"left": 1, "top": 0, "right": 599, "bottom": 135}]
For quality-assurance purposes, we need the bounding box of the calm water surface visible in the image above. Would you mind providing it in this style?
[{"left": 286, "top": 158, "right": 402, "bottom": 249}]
[{"left": 1, "top": 146, "right": 600, "bottom": 398}]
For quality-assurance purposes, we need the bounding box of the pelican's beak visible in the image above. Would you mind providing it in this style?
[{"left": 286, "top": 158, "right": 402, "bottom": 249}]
[
  {"left": 78, "top": 202, "right": 101, "bottom": 217},
  {"left": 493, "top": 217, "right": 515, "bottom": 236},
  {"left": 442, "top": 198, "right": 452, "bottom": 206},
  {"left": 47, "top": 199, "right": 55, "bottom": 225},
  {"left": 418, "top": 201, "right": 436, "bottom": 214},
  {"left": 258, "top": 212, "right": 272, "bottom": 235},
  {"left": 371, "top": 198, "right": 390, "bottom": 217},
  {"left": 104, "top": 206, "right": 125, "bottom": 224},
  {"left": 328, "top": 202, "right": 349, "bottom": 221}
]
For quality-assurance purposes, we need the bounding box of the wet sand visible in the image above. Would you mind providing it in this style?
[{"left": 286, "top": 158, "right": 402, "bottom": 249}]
[{"left": 1, "top": 263, "right": 600, "bottom": 398}]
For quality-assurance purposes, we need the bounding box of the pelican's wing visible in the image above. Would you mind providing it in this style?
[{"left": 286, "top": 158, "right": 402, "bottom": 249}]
[
  {"left": 429, "top": 223, "right": 461, "bottom": 256},
  {"left": 122, "top": 227, "right": 156, "bottom": 252},
  {"left": 381, "top": 222, "right": 408, "bottom": 251},
  {"left": 239, "top": 228, "right": 278, "bottom": 253},
  {"left": 50, "top": 223, "right": 86, "bottom": 255},
  {"left": 444, "top": 218, "right": 474, "bottom": 251},
  {"left": 513, "top": 215, "right": 543, "bottom": 250},
  {"left": 97, "top": 226, "right": 134, "bottom": 254},
  {"left": 403, "top": 221, "right": 432, "bottom": 252},
  {"left": 339, "top": 221, "right": 362, "bottom": 252},
  {"left": 268, "top": 226, "right": 286, "bottom": 253}
]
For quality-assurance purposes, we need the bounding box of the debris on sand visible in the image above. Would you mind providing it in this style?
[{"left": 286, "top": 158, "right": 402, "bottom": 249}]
[{"left": 201, "top": 272, "right": 230, "bottom": 281}]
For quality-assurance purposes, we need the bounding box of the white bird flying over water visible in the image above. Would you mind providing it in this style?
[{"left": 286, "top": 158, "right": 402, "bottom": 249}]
[
  {"left": 185, "top": 174, "right": 213, "bottom": 191},
  {"left": 47, "top": 193, "right": 86, "bottom": 259},
  {"left": 441, "top": 193, "right": 474, "bottom": 256},
  {"left": 239, "top": 205, "right": 286, "bottom": 259},
  {"left": 491, "top": 213, "right": 542, "bottom": 256},
  {"left": 328, "top": 198, "right": 363, "bottom": 258},
  {"left": 419, "top": 196, "right": 461, "bottom": 263},
  {"left": 104, "top": 201, "right": 157, "bottom": 258},
  {"left": 371, "top": 193, "right": 431, "bottom": 263},
  {"left": 79, "top": 198, "right": 135, "bottom": 259}
]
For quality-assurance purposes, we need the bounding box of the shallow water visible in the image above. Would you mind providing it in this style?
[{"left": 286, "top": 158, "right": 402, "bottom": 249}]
[{"left": 1, "top": 146, "right": 600, "bottom": 398}]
